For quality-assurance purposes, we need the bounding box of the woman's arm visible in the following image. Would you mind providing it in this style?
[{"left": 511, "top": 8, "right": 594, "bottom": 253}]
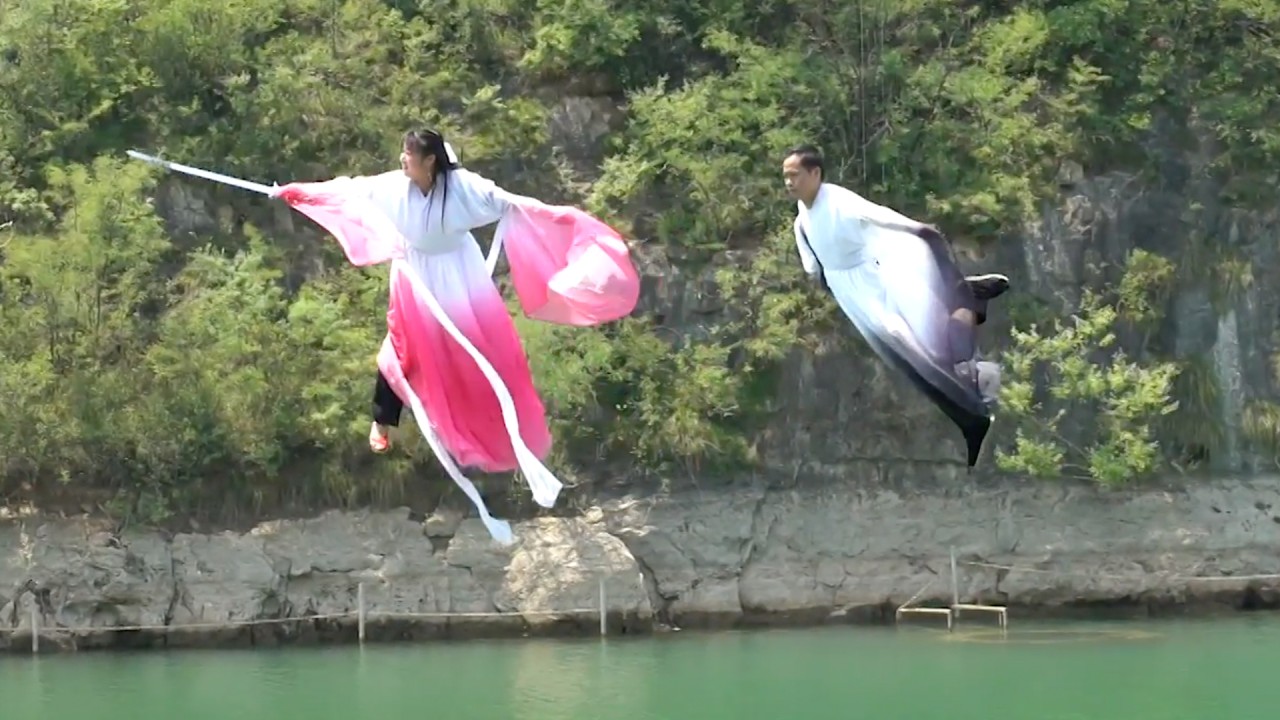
[{"left": 448, "top": 168, "right": 516, "bottom": 229}]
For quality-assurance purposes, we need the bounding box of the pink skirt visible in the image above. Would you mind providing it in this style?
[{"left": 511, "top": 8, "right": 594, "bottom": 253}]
[
  {"left": 384, "top": 240, "right": 552, "bottom": 473},
  {"left": 272, "top": 176, "right": 640, "bottom": 538}
]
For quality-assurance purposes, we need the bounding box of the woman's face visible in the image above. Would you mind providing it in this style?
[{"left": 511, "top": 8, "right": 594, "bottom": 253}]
[{"left": 400, "top": 143, "right": 436, "bottom": 186}]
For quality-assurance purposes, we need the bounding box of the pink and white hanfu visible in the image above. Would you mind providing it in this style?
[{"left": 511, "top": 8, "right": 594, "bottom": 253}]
[{"left": 270, "top": 160, "right": 640, "bottom": 544}]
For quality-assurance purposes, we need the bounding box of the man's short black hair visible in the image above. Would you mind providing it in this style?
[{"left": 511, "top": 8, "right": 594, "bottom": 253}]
[{"left": 785, "top": 144, "right": 824, "bottom": 177}]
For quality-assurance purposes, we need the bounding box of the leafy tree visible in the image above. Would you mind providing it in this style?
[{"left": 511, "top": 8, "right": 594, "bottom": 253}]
[
  {"left": 0, "top": 0, "right": 1276, "bottom": 522},
  {"left": 995, "top": 250, "right": 1181, "bottom": 487}
]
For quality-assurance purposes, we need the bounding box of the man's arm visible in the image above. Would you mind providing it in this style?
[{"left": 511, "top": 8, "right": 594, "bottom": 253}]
[
  {"left": 841, "top": 189, "right": 947, "bottom": 241},
  {"left": 793, "top": 219, "right": 821, "bottom": 275},
  {"left": 794, "top": 221, "right": 827, "bottom": 291},
  {"left": 847, "top": 192, "right": 928, "bottom": 235}
]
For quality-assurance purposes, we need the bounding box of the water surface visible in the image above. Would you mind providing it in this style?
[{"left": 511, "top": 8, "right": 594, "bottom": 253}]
[{"left": 4, "top": 617, "right": 1279, "bottom": 719}]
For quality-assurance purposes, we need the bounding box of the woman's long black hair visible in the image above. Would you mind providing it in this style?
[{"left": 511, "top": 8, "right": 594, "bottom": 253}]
[{"left": 404, "top": 129, "right": 460, "bottom": 228}]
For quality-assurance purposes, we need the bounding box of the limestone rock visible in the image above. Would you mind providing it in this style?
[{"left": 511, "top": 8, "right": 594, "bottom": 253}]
[
  {"left": 495, "top": 517, "right": 650, "bottom": 627},
  {"left": 3, "top": 476, "right": 1280, "bottom": 650}
]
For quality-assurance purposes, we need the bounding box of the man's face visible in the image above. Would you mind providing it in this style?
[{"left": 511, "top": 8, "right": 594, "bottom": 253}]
[{"left": 782, "top": 154, "right": 819, "bottom": 200}]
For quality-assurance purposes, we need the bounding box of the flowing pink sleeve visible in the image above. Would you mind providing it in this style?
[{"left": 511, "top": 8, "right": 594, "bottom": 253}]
[
  {"left": 493, "top": 201, "right": 641, "bottom": 326},
  {"left": 449, "top": 166, "right": 641, "bottom": 327},
  {"left": 270, "top": 176, "right": 405, "bottom": 266}
]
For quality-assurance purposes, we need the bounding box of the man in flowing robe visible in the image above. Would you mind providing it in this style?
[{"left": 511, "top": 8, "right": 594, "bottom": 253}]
[{"left": 781, "top": 144, "right": 1006, "bottom": 465}]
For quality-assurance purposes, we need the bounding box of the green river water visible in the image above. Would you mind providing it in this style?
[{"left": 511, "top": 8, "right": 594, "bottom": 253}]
[{"left": 4, "top": 617, "right": 1279, "bottom": 719}]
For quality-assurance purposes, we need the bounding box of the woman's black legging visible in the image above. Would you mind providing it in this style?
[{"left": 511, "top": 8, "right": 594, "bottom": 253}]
[{"left": 372, "top": 369, "right": 405, "bottom": 427}]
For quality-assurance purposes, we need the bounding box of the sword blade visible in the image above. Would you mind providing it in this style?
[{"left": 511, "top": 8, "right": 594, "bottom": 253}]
[{"left": 126, "top": 150, "right": 275, "bottom": 196}]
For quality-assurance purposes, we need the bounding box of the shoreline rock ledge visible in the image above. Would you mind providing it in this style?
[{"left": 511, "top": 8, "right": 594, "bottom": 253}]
[{"left": 4, "top": 475, "right": 1280, "bottom": 653}]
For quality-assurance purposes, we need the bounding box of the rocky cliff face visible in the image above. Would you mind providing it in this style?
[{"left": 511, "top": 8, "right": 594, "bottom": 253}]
[
  {"left": 680, "top": 156, "right": 1276, "bottom": 474},
  {"left": 6, "top": 96, "right": 1278, "bottom": 652},
  {"left": 1001, "top": 156, "right": 1278, "bottom": 475},
  {"left": 152, "top": 93, "right": 1280, "bottom": 475},
  {"left": 4, "top": 474, "right": 1280, "bottom": 652}
]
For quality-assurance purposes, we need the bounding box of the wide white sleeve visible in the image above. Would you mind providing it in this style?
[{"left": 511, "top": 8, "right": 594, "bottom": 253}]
[
  {"left": 450, "top": 168, "right": 533, "bottom": 275},
  {"left": 450, "top": 168, "right": 515, "bottom": 229},
  {"left": 269, "top": 170, "right": 391, "bottom": 200},
  {"left": 330, "top": 171, "right": 405, "bottom": 220},
  {"left": 793, "top": 218, "right": 820, "bottom": 275},
  {"left": 846, "top": 192, "right": 926, "bottom": 235},
  {"left": 345, "top": 172, "right": 392, "bottom": 199}
]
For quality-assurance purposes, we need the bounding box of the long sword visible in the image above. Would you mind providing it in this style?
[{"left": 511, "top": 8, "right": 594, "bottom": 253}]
[{"left": 126, "top": 150, "right": 276, "bottom": 196}]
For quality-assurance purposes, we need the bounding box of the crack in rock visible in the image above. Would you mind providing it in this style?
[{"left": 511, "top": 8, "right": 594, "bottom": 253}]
[{"left": 737, "top": 487, "right": 777, "bottom": 616}]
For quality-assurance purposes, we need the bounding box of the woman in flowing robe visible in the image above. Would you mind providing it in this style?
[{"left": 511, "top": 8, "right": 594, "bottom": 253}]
[{"left": 270, "top": 129, "right": 640, "bottom": 542}]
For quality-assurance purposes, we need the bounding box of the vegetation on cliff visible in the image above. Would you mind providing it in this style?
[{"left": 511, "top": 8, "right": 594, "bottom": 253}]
[{"left": 1, "top": 0, "right": 1277, "bottom": 522}]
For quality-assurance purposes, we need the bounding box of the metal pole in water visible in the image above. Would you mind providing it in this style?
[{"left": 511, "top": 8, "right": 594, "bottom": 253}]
[
  {"left": 357, "top": 582, "right": 366, "bottom": 645},
  {"left": 598, "top": 577, "right": 607, "bottom": 637},
  {"left": 950, "top": 547, "right": 959, "bottom": 605},
  {"left": 950, "top": 546, "right": 960, "bottom": 629}
]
